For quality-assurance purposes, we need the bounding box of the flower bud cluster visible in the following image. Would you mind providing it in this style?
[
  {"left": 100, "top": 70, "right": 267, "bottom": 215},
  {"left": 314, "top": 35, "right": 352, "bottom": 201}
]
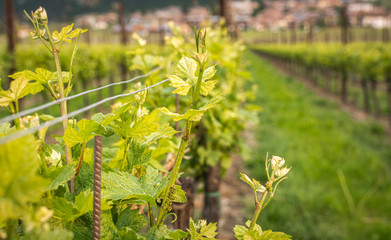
[
  {"left": 33, "top": 6, "right": 48, "bottom": 22},
  {"left": 270, "top": 155, "right": 290, "bottom": 178}
]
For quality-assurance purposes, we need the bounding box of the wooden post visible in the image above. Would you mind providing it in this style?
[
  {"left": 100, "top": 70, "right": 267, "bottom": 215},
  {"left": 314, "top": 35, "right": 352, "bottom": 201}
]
[
  {"left": 382, "top": 28, "right": 389, "bottom": 43},
  {"left": 219, "top": 0, "right": 236, "bottom": 37},
  {"left": 5, "top": 0, "right": 16, "bottom": 83},
  {"left": 119, "top": 1, "right": 128, "bottom": 45},
  {"left": 202, "top": 162, "right": 221, "bottom": 224},
  {"left": 307, "top": 21, "right": 313, "bottom": 43},
  {"left": 290, "top": 21, "right": 296, "bottom": 44},
  {"left": 118, "top": 1, "right": 128, "bottom": 90},
  {"left": 159, "top": 18, "right": 165, "bottom": 46},
  {"left": 324, "top": 26, "right": 330, "bottom": 42},
  {"left": 341, "top": 3, "right": 349, "bottom": 44},
  {"left": 172, "top": 177, "right": 195, "bottom": 230},
  {"left": 219, "top": 0, "right": 231, "bottom": 25}
]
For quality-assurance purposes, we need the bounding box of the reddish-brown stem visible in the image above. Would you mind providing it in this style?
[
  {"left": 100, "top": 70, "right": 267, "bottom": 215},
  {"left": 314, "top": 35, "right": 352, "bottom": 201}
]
[{"left": 74, "top": 143, "right": 86, "bottom": 177}]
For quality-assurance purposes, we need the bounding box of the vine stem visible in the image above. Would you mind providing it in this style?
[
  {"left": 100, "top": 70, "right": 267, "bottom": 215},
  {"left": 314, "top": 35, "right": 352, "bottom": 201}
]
[
  {"left": 249, "top": 191, "right": 268, "bottom": 231},
  {"left": 156, "top": 122, "right": 192, "bottom": 225},
  {"left": 156, "top": 61, "right": 205, "bottom": 226},
  {"left": 44, "top": 23, "right": 74, "bottom": 193},
  {"left": 13, "top": 100, "right": 20, "bottom": 128},
  {"left": 148, "top": 203, "right": 153, "bottom": 227},
  {"left": 74, "top": 142, "right": 86, "bottom": 177},
  {"left": 120, "top": 139, "right": 130, "bottom": 170}
]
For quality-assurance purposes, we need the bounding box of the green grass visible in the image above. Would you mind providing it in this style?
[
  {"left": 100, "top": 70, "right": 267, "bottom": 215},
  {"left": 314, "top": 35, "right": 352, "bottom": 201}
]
[{"left": 245, "top": 50, "right": 391, "bottom": 240}]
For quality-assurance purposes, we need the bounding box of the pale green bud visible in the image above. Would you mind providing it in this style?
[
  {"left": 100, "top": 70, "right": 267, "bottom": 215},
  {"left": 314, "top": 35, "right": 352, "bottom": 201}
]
[{"left": 33, "top": 6, "right": 48, "bottom": 22}]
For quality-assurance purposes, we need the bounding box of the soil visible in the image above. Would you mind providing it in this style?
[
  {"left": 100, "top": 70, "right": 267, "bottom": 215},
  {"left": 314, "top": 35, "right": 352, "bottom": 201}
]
[
  {"left": 218, "top": 154, "right": 252, "bottom": 239},
  {"left": 195, "top": 128, "right": 257, "bottom": 240},
  {"left": 193, "top": 154, "right": 253, "bottom": 240}
]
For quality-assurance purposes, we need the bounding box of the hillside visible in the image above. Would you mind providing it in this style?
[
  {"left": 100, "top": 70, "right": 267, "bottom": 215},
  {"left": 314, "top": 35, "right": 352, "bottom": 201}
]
[
  {"left": 1, "top": 0, "right": 269, "bottom": 22},
  {"left": 2, "top": 0, "right": 218, "bottom": 21}
]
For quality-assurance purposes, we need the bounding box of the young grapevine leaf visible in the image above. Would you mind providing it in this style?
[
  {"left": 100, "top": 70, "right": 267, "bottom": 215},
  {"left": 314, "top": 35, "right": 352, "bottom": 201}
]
[
  {"left": 127, "top": 110, "right": 178, "bottom": 143},
  {"left": 101, "top": 210, "right": 119, "bottom": 239},
  {"left": 46, "top": 165, "right": 76, "bottom": 191},
  {"left": 168, "top": 75, "right": 192, "bottom": 96},
  {"left": 259, "top": 230, "right": 292, "bottom": 240},
  {"left": 240, "top": 173, "right": 266, "bottom": 193},
  {"left": 199, "top": 65, "right": 217, "bottom": 96},
  {"left": 127, "top": 141, "right": 152, "bottom": 169},
  {"left": 175, "top": 55, "right": 197, "bottom": 83},
  {"left": 64, "top": 119, "right": 100, "bottom": 147},
  {"left": 188, "top": 218, "right": 218, "bottom": 240},
  {"left": 115, "top": 208, "right": 146, "bottom": 232},
  {"left": 233, "top": 221, "right": 263, "bottom": 240},
  {"left": 170, "top": 185, "right": 187, "bottom": 203},
  {"left": 0, "top": 76, "right": 44, "bottom": 107},
  {"left": 50, "top": 189, "right": 93, "bottom": 223},
  {"left": 102, "top": 166, "right": 170, "bottom": 207},
  {"left": 0, "top": 122, "right": 14, "bottom": 137},
  {"left": 0, "top": 136, "right": 48, "bottom": 220},
  {"left": 159, "top": 96, "right": 224, "bottom": 122}
]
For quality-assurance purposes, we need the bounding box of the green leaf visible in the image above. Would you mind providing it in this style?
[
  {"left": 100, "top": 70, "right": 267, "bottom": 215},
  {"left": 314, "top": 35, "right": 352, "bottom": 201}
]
[
  {"left": 127, "top": 142, "right": 152, "bottom": 169},
  {"left": 35, "top": 68, "right": 56, "bottom": 85},
  {"left": 166, "top": 229, "right": 188, "bottom": 239},
  {"left": 63, "top": 127, "right": 82, "bottom": 148},
  {"left": 9, "top": 76, "right": 29, "bottom": 99},
  {"left": 46, "top": 165, "right": 76, "bottom": 191},
  {"left": 50, "top": 197, "right": 79, "bottom": 223},
  {"left": 240, "top": 173, "right": 266, "bottom": 193},
  {"left": 50, "top": 189, "right": 93, "bottom": 223},
  {"left": 202, "top": 66, "right": 216, "bottom": 80},
  {"left": 0, "top": 136, "right": 48, "bottom": 220},
  {"left": 234, "top": 221, "right": 263, "bottom": 240},
  {"left": 240, "top": 173, "right": 254, "bottom": 189},
  {"left": 67, "top": 28, "right": 88, "bottom": 39},
  {"left": 55, "top": 71, "right": 72, "bottom": 83},
  {"left": 0, "top": 90, "right": 14, "bottom": 107},
  {"left": 22, "top": 228, "right": 74, "bottom": 240},
  {"left": 188, "top": 218, "right": 218, "bottom": 240},
  {"left": 52, "top": 24, "right": 74, "bottom": 42},
  {"left": 146, "top": 225, "right": 170, "bottom": 240},
  {"left": 168, "top": 75, "right": 192, "bottom": 96},
  {"left": 159, "top": 96, "right": 224, "bottom": 122},
  {"left": 170, "top": 185, "right": 187, "bottom": 203},
  {"left": 102, "top": 166, "right": 170, "bottom": 207},
  {"left": 233, "top": 225, "right": 248, "bottom": 240},
  {"left": 101, "top": 210, "right": 119, "bottom": 239},
  {"left": 123, "top": 109, "right": 178, "bottom": 144},
  {"left": 74, "top": 189, "right": 93, "bottom": 216},
  {"left": 118, "top": 227, "right": 141, "bottom": 239},
  {"left": 253, "top": 179, "right": 266, "bottom": 193},
  {"left": 175, "top": 55, "right": 197, "bottom": 82},
  {"left": 20, "top": 81, "right": 45, "bottom": 97},
  {"left": 64, "top": 119, "right": 100, "bottom": 147},
  {"left": 244, "top": 230, "right": 262, "bottom": 240},
  {"left": 0, "top": 72, "right": 45, "bottom": 106},
  {"left": 115, "top": 208, "right": 146, "bottom": 232},
  {"left": 8, "top": 70, "right": 36, "bottom": 81},
  {"left": 200, "top": 80, "right": 217, "bottom": 96},
  {"left": 259, "top": 230, "right": 292, "bottom": 240},
  {"left": 0, "top": 122, "right": 14, "bottom": 137}
]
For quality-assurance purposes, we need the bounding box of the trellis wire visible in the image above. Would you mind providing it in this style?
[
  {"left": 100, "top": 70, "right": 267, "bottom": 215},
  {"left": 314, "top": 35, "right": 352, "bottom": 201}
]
[
  {"left": 0, "top": 67, "right": 161, "bottom": 125},
  {"left": 0, "top": 79, "right": 169, "bottom": 145}
]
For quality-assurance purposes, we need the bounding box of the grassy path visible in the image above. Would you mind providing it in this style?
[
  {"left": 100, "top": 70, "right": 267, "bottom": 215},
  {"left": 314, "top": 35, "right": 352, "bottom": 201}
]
[{"left": 245, "top": 50, "right": 391, "bottom": 240}]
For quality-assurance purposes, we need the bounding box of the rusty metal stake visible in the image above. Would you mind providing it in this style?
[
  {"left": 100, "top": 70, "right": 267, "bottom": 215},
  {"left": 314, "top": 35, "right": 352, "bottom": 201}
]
[{"left": 93, "top": 135, "right": 103, "bottom": 240}]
